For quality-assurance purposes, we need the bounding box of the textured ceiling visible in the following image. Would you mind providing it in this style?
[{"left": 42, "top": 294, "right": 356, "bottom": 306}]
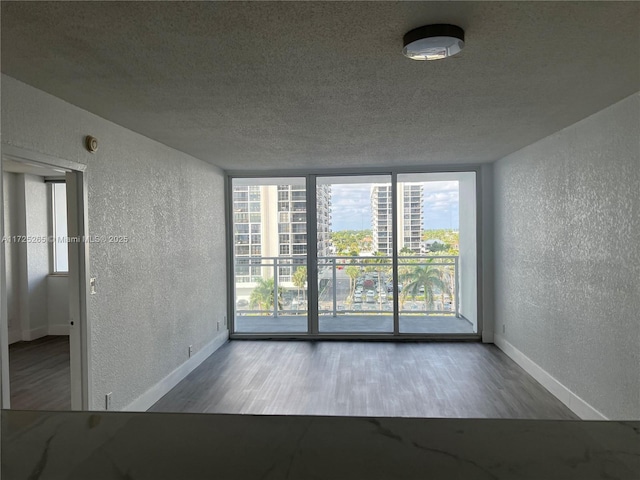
[{"left": 2, "top": 2, "right": 639, "bottom": 171}]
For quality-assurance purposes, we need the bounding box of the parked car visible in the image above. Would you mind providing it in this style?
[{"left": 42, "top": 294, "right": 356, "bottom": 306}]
[
  {"left": 366, "top": 291, "right": 375, "bottom": 303},
  {"left": 236, "top": 299, "right": 249, "bottom": 307}
]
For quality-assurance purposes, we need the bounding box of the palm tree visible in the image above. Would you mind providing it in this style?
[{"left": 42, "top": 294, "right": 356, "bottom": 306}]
[
  {"left": 399, "top": 262, "right": 448, "bottom": 312},
  {"left": 291, "top": 266, "right": 307, "bottom": 309},
  {"left": 250, "top": 278, "right": 283, "bottom": 313},
  {"left": 399, "top": 246, "right": 414, "bottom": 256},
  {"left": 345, "top": 265, "right": 360, "bottom": 302},
  {"left": 365, "top": 251, "right": 390, "bottom": 310}
]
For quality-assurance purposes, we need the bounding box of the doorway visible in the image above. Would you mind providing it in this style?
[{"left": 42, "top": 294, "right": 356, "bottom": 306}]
[{"left": 0, "top": 146, "right": 90, "bottom": 410}]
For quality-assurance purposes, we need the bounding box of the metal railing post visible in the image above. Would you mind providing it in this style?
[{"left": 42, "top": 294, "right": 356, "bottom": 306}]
[
  {"left": 273, "top": 258, "right": 278, "bottom": 318},
  {"left": 454, "top": 256, "right": 460, "bottom": 318},
  {"left": 332, "top": 257, "right": 337, "bottom": 317}
]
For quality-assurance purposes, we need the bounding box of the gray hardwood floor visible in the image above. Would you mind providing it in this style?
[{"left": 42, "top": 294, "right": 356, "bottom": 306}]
[
  {"left": 150, "top": 341, "right": 579, "bottom": 419},
  {"left": 9, "top": 335, "right": 71, "bottom": 411}
]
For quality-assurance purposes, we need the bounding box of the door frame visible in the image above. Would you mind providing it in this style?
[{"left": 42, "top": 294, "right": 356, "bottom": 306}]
[{"left": 0, "top": 144, "right": 91, "bottom": 410}]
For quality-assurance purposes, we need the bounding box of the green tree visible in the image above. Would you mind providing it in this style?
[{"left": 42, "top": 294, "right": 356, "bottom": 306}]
[
  {"left": 291, "top": 266, "right": 307, "bottom": 305},
  {"left": 365, "top": 251, "right": 390, "bottom": 310},
  {"left": 250, "top": 278, "right": 283, "bottom": 313},
  {"left": 345, "top": 265, "right": 360, "bottom": 301},
  {"left": 429, "top": 242, "right": 447, "bottom": 253},
  {"left": 399, "top": 262, "right": 448, "bottom": 312},
  {"left": 331, "top": 230, "right": 372, "bottom": 255},
  {"left": 422, "top": 229, "right": 459, "bottom": 256}
]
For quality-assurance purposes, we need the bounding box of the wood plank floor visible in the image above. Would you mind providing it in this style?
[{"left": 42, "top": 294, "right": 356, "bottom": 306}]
[
  {"left": 150, "top": 341, "right": 579, "bottom": 419},
  {"left": 9, "top": 336, "right": 71, "bottom": 410}
]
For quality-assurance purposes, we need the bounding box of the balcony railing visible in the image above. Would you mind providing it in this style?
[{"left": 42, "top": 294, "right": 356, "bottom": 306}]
[{"left": 234, "top": 255, "right": 459, "bottom": 318}]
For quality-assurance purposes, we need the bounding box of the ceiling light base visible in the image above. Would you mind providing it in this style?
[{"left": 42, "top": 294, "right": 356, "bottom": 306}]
[{"left": 403, "top": 24, "right": 465, "bottom": 61}]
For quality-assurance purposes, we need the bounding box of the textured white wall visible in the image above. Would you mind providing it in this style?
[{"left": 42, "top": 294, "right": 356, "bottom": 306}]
[
  {"left": 47, "top": 275, "right": 69, "bottom": 334},
  {"left": 23, "top": 174, "right": 49, "bottom": 336},
  {"left": 494, "top": 93, "right": 640, "bottom": 420},
  {"left": 1, "top": 75, "right": 228, "bottom": 410},
  {"left": 3, "top": 173, "right": 50, "bottom": 341}
]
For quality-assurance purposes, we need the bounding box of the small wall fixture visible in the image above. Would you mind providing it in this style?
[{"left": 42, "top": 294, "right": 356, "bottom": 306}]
[
  {"left": 403, "top": 24, "right": 464, "bottom": 61},
  {"left": 85, "top": 135, "right": 99, "bottom": 153}
]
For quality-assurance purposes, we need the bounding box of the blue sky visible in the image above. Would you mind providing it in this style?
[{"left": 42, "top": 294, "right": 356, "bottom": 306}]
[{"left": 330, "top": 182, "right": 459, "bottom": 231}]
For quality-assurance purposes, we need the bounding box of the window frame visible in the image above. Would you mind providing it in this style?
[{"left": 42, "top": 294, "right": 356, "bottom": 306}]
[{"left": 225, "top": 165, "right": 483, "bottom": 341}]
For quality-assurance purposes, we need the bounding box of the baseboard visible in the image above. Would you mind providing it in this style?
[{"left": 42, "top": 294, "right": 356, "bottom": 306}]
[
  {"left": 22, "top": 326, "right": 48, "bottom": 341},
  {"left": 123, "top": 332, "right": 229, "bottom": 412},
  {"left": 16, "top": 325, "right": 70, "bottom": 341},
  {"left": 47, "top": 324, "right": 70, "bottom": 336},
  {"left": 494, "top": 334, "right": 607, "bottom": 420}
]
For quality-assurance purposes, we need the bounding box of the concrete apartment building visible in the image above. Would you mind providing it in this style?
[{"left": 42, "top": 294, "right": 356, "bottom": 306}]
[
  {"left": 0, "top": 2, "right": 638, "bottom": 476},
  {"left": 233, "top": 183, "right": 331, "bottom": 299},
  {"left": 371, "top": 184, "right": 424, "bottom": 255}
]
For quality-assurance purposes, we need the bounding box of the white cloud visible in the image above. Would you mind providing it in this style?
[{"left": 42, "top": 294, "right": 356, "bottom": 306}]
[
  {"left": 422, "top": 182, "right": 459, "bottom": 229},
  {"left": 330, "top": 184, "right": 373, "bottom": 231},
  {"left": 329, "top": 180, "right": 460, "bottom": 231}
]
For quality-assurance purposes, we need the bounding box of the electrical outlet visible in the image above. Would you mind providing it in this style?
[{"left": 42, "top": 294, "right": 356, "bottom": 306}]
[
  {"left": 502, "top": 324, "right": 506, "bottom": 334},
  {"left": 90, "top": 277, "right": 97, "bottom": 295},
  {"left": 188, "top": 345, "right": 193, "bottom": 358},
  {"left": 217, "top": 321, "right": 220, "bottom": 331},
  {"left": 224, "top": 315, "right": 227, "bottom": 326},
  {"left": 105, "top": 392, "right": 112, "bottom": 410}
]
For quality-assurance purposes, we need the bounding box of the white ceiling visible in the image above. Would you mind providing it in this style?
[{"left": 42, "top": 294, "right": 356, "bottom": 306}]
[{"left": 1, "top": 2, "right": 638, "bottom": 171}]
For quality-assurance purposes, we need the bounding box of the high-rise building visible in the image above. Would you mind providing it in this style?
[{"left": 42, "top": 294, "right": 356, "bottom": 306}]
[
  {"left": 399, "top": 184, "right": 424, "bottom": 253},
  {"left": 371, "top": 184, "right": 423, "bottom": 255},
  {"left": 232, "top": 185, "right": 264, "bottom": 283},
  {"left": 316, "top": 184, "right": 332, "bottom": 259},
  {"left": 274, "top": 184, "right": 306, "bottom": 282},
  {"left": 371, "top": 185, "right": 392, "bottom": 254},
  {"left": 232, "top": 183, "right": 332, "bottom": 285}
]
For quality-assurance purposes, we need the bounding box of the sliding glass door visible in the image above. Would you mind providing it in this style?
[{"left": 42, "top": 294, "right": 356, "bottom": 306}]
[
  {"left": 316, "top": 176, "right": 394, "bottom": 333},
  {"left": 230, "top": 171, "right": 478, "bottom": 337}
]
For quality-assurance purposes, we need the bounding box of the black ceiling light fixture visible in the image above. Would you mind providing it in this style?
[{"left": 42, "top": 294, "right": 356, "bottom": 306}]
[{"left": 402, "top": 24, "right": 465, "bottom": 61}]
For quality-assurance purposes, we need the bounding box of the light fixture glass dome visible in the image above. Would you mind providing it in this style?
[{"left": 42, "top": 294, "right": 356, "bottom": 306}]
[{"left": 403, "top": 25, "right": 465, "bottom": 61}]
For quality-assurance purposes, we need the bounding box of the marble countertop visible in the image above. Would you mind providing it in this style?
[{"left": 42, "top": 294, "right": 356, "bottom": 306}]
[{"left": 2, "top": 410, "right": 638, "bottom": 479}]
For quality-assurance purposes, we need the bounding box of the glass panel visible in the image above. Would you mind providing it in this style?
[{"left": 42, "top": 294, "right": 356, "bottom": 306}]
[
  {"left": 232, "top": 178, "right": 308, "bottom": 333},
  {"left": 397, "top": 172, "right": 477, "bottom": 334},
  {"left": 317, "top": 175, "right": 393, "bottom": 333}
]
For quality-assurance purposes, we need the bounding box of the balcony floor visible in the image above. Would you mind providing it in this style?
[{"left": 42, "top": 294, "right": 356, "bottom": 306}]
[{"left": 234, "top": 314, "right": 475, "bottom": 334}]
